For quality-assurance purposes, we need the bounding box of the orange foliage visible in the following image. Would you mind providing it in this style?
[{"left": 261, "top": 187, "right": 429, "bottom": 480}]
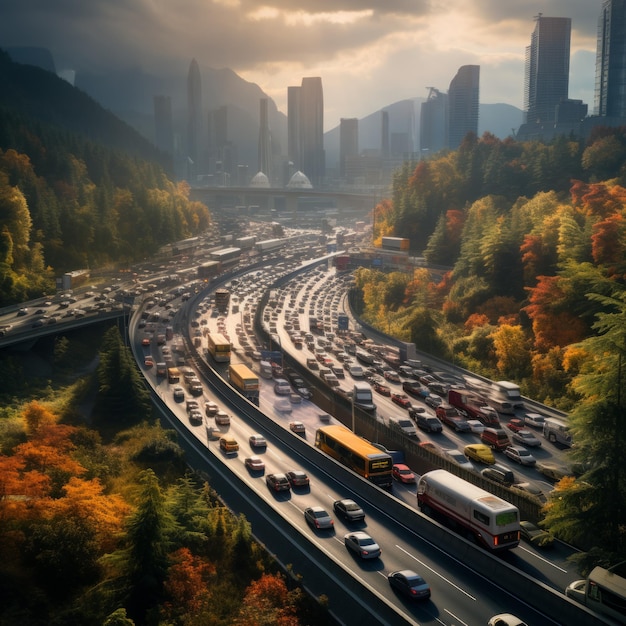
[
  {"left": 23, "top": 401, "right": 56, "bottom": 435},
  {"left": 571, "top": 180, "right": 626, "bottom": 218},
  {"left": 236, "top": 573, "right": 300, "bottom": 626},
  {"left": 164, "top": 547, "right": 215, "bottom": 616},
  {"left": 464, "top": 313, "right": 489, "bottom": 332},
  {"left": 0, "top": 455, "right": 51, "bottom": 521},
  {"left": 445, "top": 209, "right": 465, "bottom": 243},
  {"left": 476, "top": 296, "right": 521, "bottom": 324},
  {"left": 591, "top": 212, "right": 625, "bottom": 267}
]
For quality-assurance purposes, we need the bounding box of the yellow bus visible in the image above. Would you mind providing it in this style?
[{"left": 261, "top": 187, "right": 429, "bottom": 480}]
[
  {"left": 314, "top": 425, "right": 393, "bottom": 489},
  {"left": 228, "top": 363, "right": 260, "bottom": 405},
  {"left": 167, "top": 367, "right": 181, "bottom": 384},
  {"left": 207, "top": 332, "right": 231, "bottom": 363}
]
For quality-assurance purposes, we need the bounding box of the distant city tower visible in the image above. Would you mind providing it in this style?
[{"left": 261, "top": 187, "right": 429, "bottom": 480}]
[
  {"left": 258, "top": 98, "right": 273, "bottom": 183},
  {"left": 448, "top": 65, "right": 480, "bottom": 149},
  {"left": 595, "top": 0, "right": 626, "bottom": 118},
  {"left": 287, "top": 85, "right": 301, "bottom": 170},
  {"left": 187, "top": 58, "right": 202, "bottom": 178},
  {"left": 339, "top": 118, "right": 358, "bottom": 180},
  {"left": 524, "top": 15, "right": 571, "bottom": 125},
  {"left": 299, "top": 77, "right": 325, "bottom": 186}
]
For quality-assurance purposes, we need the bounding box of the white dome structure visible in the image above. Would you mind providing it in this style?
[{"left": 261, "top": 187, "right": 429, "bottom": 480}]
[
  {"left": 249, "top": 171, "right": 270, "bottom": 188},
  {"left": 286, "top": 170, "right": 313, "bottom": 189}
]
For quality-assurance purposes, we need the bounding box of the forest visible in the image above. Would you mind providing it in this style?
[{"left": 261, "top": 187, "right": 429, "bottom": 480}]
[
  {"left": 355, "top": 127, "right": 626, "bottom": 570},
  {"left": 0, "top": 50, "right": 212, "bottom": 305},
  {"left": 0, "top": 325, "right": 328, "bottom": 625}
]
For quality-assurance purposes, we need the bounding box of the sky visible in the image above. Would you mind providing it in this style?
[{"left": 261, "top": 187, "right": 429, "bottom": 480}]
[{"left": 1, "top": 0, "right": 603, "bottom": 131}]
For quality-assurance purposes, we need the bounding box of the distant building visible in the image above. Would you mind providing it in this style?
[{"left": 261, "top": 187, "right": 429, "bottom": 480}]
[
  {"left": 339, "top": 118, "right": 358, "bottom": 180},
  {"left": 187, "top": 58, "right": 203, "bottom": 178},
  {"left": 448, "top": 65, "right": 480, "bottom": 149},
  {"left": 420, "top": 87, "right": 448, "bottom": 154},
  {"left": 258, "top": 98, "right": 273, "bottom": 184},
  {"left": 595, "top": 0, "right": 626, "bottom": 118},
  {"left": 154, "top": 95, "right": 174, "bottom": 156},
  {"left": 287, "top": 86, "right": 301, "bottom": 170},
  {"left": 299, "top": 77, "right": 325, "bottom": 187},
  {"left": 524, "top": 15, "right": 571, "bottom": 125}
]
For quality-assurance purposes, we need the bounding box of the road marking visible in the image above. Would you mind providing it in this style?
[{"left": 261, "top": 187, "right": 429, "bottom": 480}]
[
  {"left": 444, "top": 608, "right": 469, "bottom": 625},
  {"left": 396, "top": 544, "right": 476, "bottom": 600},
  {"left": 516, "top": 545, "right": 568, "bottom": 572}
]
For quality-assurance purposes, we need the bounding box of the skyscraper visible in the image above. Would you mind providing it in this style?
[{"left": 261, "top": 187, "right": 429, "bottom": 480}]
[
  {"left": 524, "top": 15, "right": 571, "bottom": 125},
  {"left": 595, "top": 0, "right": 626, "bottom": 118},
  {"left": 420, "top": 87, "right": 448, "bottom": 154},
  {"left": 287, "top": 85, "right": 301, "bottom": 169},
  {"left": 153, "top": 95, "right": 174, "bottom": 156},
  {"left": 187, "top": 58, "right": 202, "bottom": 176},
  {"left": 299, "top": 77, "right": 325, "bottom": 186},
  {"left": 448, "top": 65, "right": 480, "bottom": 149},
  {"left": 339, "top": 118, "right": 358, "bottom": 180},
  {"left": 258, "top": 98, "right": 272, "bottom": 182}
]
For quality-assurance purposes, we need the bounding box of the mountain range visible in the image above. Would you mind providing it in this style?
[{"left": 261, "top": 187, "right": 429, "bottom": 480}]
[{"left": 6, "top": 46, "right": 523, "bottom": 176}]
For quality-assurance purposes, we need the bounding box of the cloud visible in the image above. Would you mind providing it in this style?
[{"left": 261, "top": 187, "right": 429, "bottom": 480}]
[{"left": 0, "top": 0, "right": 602, "bottom": 128}]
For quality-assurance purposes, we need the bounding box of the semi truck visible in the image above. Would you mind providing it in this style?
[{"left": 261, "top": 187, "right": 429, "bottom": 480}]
[
  {"left": 488, "top": 381, "right": 524, "bottom": 414},
  {"left": 447, "top": 389, "right": 500, "bottom": 426},
  {"left": 228, "top": 363, "right": 260, "bottom": 405}
]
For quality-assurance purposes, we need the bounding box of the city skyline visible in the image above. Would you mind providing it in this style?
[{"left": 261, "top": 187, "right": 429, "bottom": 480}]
[{"left": 1, "top": 1, "right": 601, "bottom": 131}]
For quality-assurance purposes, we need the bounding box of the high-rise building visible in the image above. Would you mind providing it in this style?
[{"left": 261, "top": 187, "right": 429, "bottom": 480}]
[
  {"left": 187, "top": 58, "right": 203, "bottom": 177},
  {"left": 595, "top": 0, "right": 626, "bottom": 118},
  {"left": 287, "top": 85, "right": 301, "bottom": 169},
  {"left": 420, "top": 87, "right": 448, "bottom": 154},
  {"left": 299, "top": 77, "right": 325, "bottom": 186},
  {"left": 524, "top": 15, "right": 571, "bottom": 125},
  {"left": 448, "top": 65, "right": 480, "bottom": 149},
  {"left": 339, "top": 118, "right": 358, "bottom": 180},
  {"left": 153, "top": 95, "right": 174, "bottom": 156},
  {"left": 258, "top": 98, "right": 272, "bottom": 182}
]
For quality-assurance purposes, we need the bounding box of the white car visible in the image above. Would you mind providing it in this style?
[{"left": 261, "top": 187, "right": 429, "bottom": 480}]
[
  {"left": 273, "top": 379, "right": 291, "bottom": 395},
  {"left": 442, "top": 448, "right": 475, "bottom": 472},
  {"left": 488, "top": 614, "right": 528, "bottom": 626},
  {"left": 466, "top": 419, "right": 485, "bottom": 434},
  {"left": 523, "top": 412, "right": 545, "bottom": 428},
  {"left": 512, "top": 429, "right": 542, "bottom": 447},
  {"left": 504, "top": 445, "right": 536, "bottom": 466}
]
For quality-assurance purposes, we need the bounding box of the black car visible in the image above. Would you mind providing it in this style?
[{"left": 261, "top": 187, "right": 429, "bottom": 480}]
[
  {"left": 388, "top": 569, "right": 431, "bottom": 600},
  {"left": 333, "top": 498, "right": 365, "bottom": 522}
]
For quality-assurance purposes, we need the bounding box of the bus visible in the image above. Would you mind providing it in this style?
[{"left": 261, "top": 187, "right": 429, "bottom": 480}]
[
  {"left": 567, "top": 563, "right": 626, "bottom": 624},
  {"left": 167, "top": 367, "right": 181, "bottom": 384},
  {"left": 207, "top": 332, "right": 231, "bottom": 363},
  {"left": 417, "top": 469, "right": 520, "bottom": 551},
  {"left": 543, "top": 417, "right": 572, "bottom": 448},
  {"left": 228, "top": 363, "right": 260, "bottom": 405},
  {"left": 214, "top": 288, "right": 230, "bottom": 311},
  {"left": 314, "top": 425, "right": 393, "bottom": 489}
]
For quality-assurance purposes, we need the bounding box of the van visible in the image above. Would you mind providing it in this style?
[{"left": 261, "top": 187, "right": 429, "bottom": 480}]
[
  {"left": 481, "top": 463, "right": 515, "bottom": 486},
  {"left": 219, "top": 436, "right": 239, "bottom": 453},
  {"left": 480, "top": 427, "right": 511, "bottom": 451},
  {"left": 543, "top": 417, "right": 572, "bottom": 447},
  {"left": 388, "top": 416, "right": 418, "bottom": 438},
  {"left": 259, "top": 360, "right": 273, "bottom": 379}
]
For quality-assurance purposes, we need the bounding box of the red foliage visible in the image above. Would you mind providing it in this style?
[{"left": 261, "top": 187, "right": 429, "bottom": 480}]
[
  {"left": 164, "top": 547, "right": 215, "bottom": 615},
  {"left": 465, "top": 313, "right": 489, "bottom": 332},
  {"left": 591, "top": 212, "right": 625, "bottom": 267}
]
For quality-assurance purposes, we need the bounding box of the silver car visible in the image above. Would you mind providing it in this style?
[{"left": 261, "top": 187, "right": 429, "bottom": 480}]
[{"left": 344, "top": 531, "right": 381, "bottom": 559}]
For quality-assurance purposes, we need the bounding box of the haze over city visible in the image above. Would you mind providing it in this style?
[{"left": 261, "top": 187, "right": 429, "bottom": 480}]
[{"left": 2, "top": 0, "right": 601, "bottom": 130}]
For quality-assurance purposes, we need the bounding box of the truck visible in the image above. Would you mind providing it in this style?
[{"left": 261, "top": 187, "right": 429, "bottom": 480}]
[
  {"left": 488, "top": 381, "right": 524, "bottom": 414},
  {"left": 381, "top": 236, "right": 410, "bottom": 252},
  {"left": 447, "top": 389, "right": 500, "bottom": 426},
  {"left": 417, "top": 470, "right": 520, "bottom": 551},
  {"left": 214, "top": 288, "right": 230, "bottom": 311},
  {"left": 229, "top": 363, "right": 260, "bottom": 405},
  {"left": 352, "top": 381, "right": 376, "bottom": 413}
]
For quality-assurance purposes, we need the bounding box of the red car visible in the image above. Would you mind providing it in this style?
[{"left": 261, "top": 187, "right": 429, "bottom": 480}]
[
  {"left": 507, "top": 418, "right": 526, "bottom": 433},
  {"left": 373, "top": 381, "right": 391, "bottom": 396},
  {"left": 391, "top": 393, "right": 412, "bottom": 409},
  {"left": 392, "top": 464, "right": 416, "bottom": 484}
]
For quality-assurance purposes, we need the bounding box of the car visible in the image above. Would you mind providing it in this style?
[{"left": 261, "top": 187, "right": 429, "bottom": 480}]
[
  {"left": 414, "top": 414, "right": 443, "bottom": 433},
  {"left": 141, "top": 337, "right": 151, "bottom": 346},
  {"left": 289, "top": 421, "right": 306, "bottom": 435},
  {"left": 205, "top": 401, "right": 218, "bottom": 416},
  {"left": 344, "top": 531, "right": 381, "bottom": 559},
  {"left": 16, "top": 308, "right": 28, "bottom": 316},
  {"left": 464, "top": 443, "right": 495, "bottom": 465},
  {"left": 519, "top": 520, "right": 555, "bottom": 548},
  {"left": 333, "top": 498, "right": 365, "bottom": 522},
  {"left": 440, "top": 412, "right": 472, "bottom": 432},
  {"left": 219, "top": 436, "right": 239, "bottom": 453},
  {"left": 511, "top": 482, "right": 548, "bottom": 504},
  {"left": 286, "top": 470, "right": 310, "bottom": 487},
  {"left": 172, "top": 386, "right": 185, "bottom": 402},
  {"left": 249, "top": 434, "right": 267, "bottom": 448},
  {"left": 244, "top": 456, "right": 265, "bottom": 472},
  {"left": 424, "top": 393, "right": 442, "bottom": 409},
  {"left": 465, "top": 419, "right": 485, "bottom": 434},
  {"left": 392, "top": 464, "right": 416, "bottom": 483},
  {"left": 348, "top": 364, "right": 365, "bottom": 378},
  {"left": 304, "top": 506, "right": 334, "bottom": 529},
  {"left": 391, "top": 393, "right": 412, "bottom": 409},
  {"left": 274, "top": 398, "right": 292, "bottom": 413},
  {"left": 373, "top": 380, "right": 391, "bottom": 396},
  {"left": 265, "top": 473, "right": 291, "bottom": 492},
  {"left": 383, "top": 369, "right": 401, "bottom": 383},
  {"left": 188, "top": 409, "right": 203, "bottom": 425},
  {"left": 487, "top": 615, "right": 528, "bottom": 626},
  {"left": 408, "top": 405, "right": 427, "bottom": 419},
  {"left": 419, "top": 440, "right": 439, "bottom": 453},
  {"left": 273, "top": 379, "right": 291, "bottom": 395},
  {"left": 504, "top": 445, "right": 536, "bottom": 466},
  {"left": 536, "top": 461, "right": 569, "bottom": 481},
  {"left": 144, "top": 356, "right": 154, "bottom": 368},
  {"left": 387, "top": 569, "right": 431, "bottom": 600},
  {"left": 443, "top": 448, "right": 474, "bottom": 471},
  {"left": 214, "top": 411, "right": 231, "bottom": 426},
  {"left": 402, "top": 380, "right": 429, "bottom": 399},
  {"left": 512, "top": 429, "right": 542, "bottom": 447},
  {"left": 523, "top": 412, "right": 546, "bottom": 428},
  {"left": 481, "top": 463, "right": 515, "bottom": 486},
  {"left": 506, "top": 418, "right": 526, "bottom": 433}
]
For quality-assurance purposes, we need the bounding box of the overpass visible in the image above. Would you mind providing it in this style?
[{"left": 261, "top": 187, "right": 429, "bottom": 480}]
[{"left": 189, "top": 185, "right": 382, "bottom": 220}]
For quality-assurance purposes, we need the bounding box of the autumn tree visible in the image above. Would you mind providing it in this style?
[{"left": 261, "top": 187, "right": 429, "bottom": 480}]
[
  {"left": 234, "top": 573, "right": 300, "bottom": 626},
  {"left": 490, "top": 324, "right": 531, "bottom": 380}
]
